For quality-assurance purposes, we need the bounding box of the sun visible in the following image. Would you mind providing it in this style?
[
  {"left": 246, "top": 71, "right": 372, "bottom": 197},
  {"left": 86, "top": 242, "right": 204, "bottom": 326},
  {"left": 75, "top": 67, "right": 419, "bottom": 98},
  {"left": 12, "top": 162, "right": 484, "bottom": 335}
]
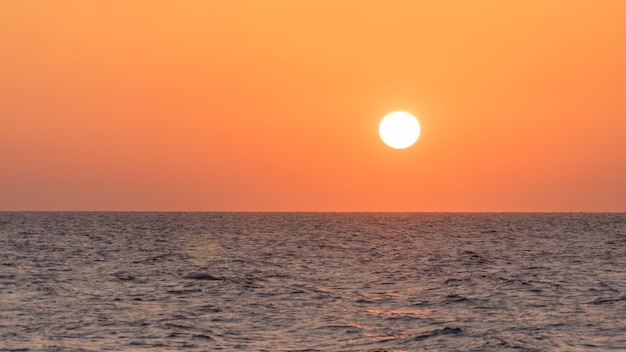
[{"left": 379, "top": 111, "right": 421, "bottom": 149}]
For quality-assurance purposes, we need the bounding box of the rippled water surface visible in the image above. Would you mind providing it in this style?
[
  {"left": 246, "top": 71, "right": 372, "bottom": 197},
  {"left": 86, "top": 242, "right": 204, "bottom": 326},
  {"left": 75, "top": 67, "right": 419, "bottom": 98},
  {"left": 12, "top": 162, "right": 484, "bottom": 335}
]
[{"left": 1, "top": 212, "right": 625, "bottom": 351}]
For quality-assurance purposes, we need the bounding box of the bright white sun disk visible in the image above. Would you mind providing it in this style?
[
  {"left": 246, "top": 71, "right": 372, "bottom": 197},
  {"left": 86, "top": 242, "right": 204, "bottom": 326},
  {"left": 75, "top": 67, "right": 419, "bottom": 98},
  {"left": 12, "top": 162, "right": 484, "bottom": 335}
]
[{"left": 379, "top": 111, "right": 420, "bottom": 149}]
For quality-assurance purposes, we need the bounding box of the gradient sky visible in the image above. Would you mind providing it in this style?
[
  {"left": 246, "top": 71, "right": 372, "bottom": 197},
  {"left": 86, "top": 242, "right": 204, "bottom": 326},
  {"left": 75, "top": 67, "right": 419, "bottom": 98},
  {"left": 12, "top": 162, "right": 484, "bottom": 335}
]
[{"left": 1, "top": 1, "right": 625, "bottom": 211}]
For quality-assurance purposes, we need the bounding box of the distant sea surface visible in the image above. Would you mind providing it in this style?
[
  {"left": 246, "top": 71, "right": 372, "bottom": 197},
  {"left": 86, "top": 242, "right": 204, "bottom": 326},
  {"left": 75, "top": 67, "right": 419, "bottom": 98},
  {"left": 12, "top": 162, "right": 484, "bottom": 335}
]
[{"left": 1, "top": 212, "right": 625, "bottom": 351}]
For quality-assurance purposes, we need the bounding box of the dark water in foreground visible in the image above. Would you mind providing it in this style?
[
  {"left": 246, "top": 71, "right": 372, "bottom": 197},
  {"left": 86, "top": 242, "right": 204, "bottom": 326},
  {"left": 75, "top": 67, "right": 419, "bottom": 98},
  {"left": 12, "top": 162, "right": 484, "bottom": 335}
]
[{"left": 1, "top": 212, "right": 625, "bottom": 351}]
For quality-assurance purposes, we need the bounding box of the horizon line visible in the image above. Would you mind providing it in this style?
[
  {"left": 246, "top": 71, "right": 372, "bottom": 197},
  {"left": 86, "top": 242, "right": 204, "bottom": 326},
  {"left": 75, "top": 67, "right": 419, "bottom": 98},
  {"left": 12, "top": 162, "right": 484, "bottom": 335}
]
[{"left": 1, "top": 210, "right": 624, "bottom": 214}]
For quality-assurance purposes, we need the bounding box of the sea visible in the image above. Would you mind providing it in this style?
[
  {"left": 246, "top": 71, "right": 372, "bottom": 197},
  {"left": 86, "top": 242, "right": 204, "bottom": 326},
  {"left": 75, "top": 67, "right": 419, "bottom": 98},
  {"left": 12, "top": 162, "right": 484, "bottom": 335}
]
[{"left": 1, "top": 212, "right": 625, "bottom": 351}]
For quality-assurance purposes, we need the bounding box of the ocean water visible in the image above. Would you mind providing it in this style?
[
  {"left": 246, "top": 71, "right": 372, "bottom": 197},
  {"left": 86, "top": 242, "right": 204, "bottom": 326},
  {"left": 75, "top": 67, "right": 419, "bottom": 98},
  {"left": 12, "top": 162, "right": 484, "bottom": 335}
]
[{"left": 1, "top": 212, "right": 625, "bottom": 351}]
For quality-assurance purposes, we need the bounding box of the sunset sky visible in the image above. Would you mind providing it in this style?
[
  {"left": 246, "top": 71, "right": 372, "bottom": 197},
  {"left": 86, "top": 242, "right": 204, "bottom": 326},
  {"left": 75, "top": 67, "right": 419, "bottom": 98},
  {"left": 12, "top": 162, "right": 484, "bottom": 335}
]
[{"left": 1, "top": 1, "right": 625, "bottom": 211}]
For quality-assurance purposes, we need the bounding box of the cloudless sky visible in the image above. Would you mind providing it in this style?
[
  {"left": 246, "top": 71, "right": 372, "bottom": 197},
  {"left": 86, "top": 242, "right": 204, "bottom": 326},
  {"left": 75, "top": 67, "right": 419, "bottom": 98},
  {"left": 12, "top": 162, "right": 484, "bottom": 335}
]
[{"left": 1, "top": 1, "right": 625, "bottom": 211}]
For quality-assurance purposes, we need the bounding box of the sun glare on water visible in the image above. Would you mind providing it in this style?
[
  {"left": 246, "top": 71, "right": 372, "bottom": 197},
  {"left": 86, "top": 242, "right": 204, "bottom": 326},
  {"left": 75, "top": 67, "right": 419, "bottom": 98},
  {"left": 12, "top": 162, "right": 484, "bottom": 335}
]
[{"left": 379, "top": 111, "right": 421, "bottom": 149}]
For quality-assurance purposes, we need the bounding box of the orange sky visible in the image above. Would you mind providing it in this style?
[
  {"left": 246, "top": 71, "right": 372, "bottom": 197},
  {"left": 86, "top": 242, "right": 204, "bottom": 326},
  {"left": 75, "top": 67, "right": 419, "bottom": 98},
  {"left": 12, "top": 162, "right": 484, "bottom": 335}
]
[{"left": 1, "top": 1, "right": 625, "bottom": 211}]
